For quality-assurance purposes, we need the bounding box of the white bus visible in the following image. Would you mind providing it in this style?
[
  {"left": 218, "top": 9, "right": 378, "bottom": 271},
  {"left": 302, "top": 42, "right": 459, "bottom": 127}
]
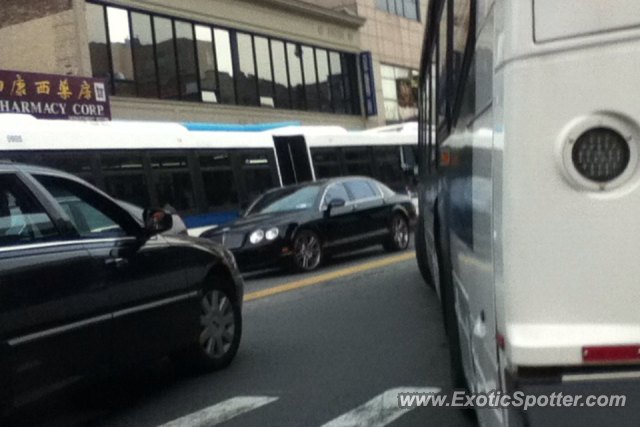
[
  {"left": 0, "top": 115, "right": 417, "bottom": 235},
  {"left": 416, "top": 0, "right": 640, "bottom": 425}
]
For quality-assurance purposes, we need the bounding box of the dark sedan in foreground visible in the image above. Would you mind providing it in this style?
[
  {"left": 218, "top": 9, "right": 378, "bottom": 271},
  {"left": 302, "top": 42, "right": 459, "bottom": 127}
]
[
  {"left": 200, "top": 177, "right": 417, "bottom": 272},
  {"left": 0, "top": 162, "right": 243, "bottom": 419}
]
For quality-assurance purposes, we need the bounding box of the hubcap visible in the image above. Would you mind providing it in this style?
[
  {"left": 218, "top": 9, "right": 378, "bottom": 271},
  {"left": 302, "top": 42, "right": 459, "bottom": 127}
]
[
  {"left": 393, "top": 217, "right": 409, "bottom": 248},
  {"left": 200, "top": 290, "right": 235, "bottom": 359},
  {"left": 294, "top": 232, "right": 321, "bottom": 270}
]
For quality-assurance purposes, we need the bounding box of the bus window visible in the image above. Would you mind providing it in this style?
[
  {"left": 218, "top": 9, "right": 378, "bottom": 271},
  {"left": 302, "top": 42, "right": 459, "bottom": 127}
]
[
  {"left": 311, "top": 148, "right": 341, "bottom": 179},
  {"left": 198, "top": 151, "right": 238, "bottom": 210},
  {"left": 6, "top": 151, "right": 95, "bottom": 183},
  {"left": 100, "top": 153, "right": 150, "bottom": 207},
  {"left": 344, "top": 147, "right": 372, "bottom": 177},
  {"left": 149, "top": 154, "right": 196, "bottom": 213},
  {"left": 372, "top": 147, "right": 403, "bottom": 190},
  {"left": 202, "top": 170, "right": 238, "bottom": 210},
  {"left": 240, "top": 152, "right": 276, "bottom": 204}
]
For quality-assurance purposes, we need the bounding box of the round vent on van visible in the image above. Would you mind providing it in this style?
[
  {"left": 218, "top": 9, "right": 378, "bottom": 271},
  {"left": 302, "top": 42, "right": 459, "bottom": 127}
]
[{"left": 571, "top": 127, "right": 630, "bottom": 183}]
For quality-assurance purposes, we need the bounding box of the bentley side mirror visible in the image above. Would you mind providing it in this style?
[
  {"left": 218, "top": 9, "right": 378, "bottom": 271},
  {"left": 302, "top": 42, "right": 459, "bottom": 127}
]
[
  {"left": 143, "top": 208, "right": 173, "bottom": 235},
  {"left": 325, "top": 198, "right": 346, "bottom": 216}
]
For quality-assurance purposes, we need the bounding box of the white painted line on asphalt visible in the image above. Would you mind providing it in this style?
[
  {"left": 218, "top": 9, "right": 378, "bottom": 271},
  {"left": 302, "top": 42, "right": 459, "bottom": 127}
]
[
  {"left": 319, "top": 387, "right": 441, "bottom": 427},
  {"left": 158, "top": 396, "right": 279, "bottom": 427}
]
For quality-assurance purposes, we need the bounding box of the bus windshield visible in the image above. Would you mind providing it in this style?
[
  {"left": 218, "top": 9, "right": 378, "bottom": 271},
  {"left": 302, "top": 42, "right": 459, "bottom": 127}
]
[{"left": 246, "top": 186, "right": 321, "bottom": 215}]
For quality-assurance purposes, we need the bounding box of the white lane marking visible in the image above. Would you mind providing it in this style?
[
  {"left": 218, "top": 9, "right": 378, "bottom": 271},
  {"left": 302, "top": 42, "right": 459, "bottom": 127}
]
[
  {"left": 320, "top": 387, "right": 441, "bottom": 427},
  {"left": 158, "top": 396, "right": 278, "bottom": 427}
]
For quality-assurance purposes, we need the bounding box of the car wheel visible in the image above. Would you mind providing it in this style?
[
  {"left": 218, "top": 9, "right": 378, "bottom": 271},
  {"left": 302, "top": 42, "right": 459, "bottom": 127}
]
[
  {"left": 383, "top": 213, "right": 410, "bottom": 252},
  {"left": 290, "top": 229, "right": 323, "bottom": 272},
  {"left": 175, "top": 278, "right": 242, "bottom": 372}
]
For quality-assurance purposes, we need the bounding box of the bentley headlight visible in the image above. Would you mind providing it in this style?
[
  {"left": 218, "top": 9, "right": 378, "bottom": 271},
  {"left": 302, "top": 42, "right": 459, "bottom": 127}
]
[
  {"left": 249, "top": 229, "right": 264, "bottom": 244},
  {"left": 265, "top": 227, "right": 280, "bottom": 240}
]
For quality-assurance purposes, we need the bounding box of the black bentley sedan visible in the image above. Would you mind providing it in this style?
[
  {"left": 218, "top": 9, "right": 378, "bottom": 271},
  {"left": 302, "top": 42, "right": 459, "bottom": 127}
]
[
  {"left": 0, "top": 162, "right": 243, "bottom": 418},
  {"left": 200, "top": 177, "right": 417, "bottom": 272}
]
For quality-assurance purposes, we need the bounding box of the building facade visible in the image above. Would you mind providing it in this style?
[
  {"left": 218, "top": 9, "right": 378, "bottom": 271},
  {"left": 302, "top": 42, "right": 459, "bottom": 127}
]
[{"left": 0, "top": 0, "right": 427, "bottom": 128}]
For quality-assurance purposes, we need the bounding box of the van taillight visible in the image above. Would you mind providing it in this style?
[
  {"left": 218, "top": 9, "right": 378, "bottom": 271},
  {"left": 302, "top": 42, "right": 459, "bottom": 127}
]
[{"left": 582, "top": 345, "right": 640, "bottom": 362}]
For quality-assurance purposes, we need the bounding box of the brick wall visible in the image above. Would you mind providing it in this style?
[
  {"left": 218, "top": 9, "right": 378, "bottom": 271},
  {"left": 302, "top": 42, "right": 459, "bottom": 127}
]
[{"left": 0, "top": 0, "right": 72, "bottom": 29}]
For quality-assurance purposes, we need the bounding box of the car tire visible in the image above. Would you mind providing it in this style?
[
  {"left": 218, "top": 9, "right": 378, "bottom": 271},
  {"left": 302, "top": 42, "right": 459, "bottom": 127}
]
[
  {"left": 174, "top": 275, "right": 242, "bottom": 373},
  {"left": 289, "top": 229, "right": 323, "bottom": 272},
  {"left": 383, "top": 213, "right": 410, "bottom": 252}
]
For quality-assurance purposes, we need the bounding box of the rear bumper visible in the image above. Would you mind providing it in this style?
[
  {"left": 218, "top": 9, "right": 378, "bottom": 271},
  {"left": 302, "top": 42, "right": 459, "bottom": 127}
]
[{"left": 505, "top": 367, "right": 640, "bottom": 427}]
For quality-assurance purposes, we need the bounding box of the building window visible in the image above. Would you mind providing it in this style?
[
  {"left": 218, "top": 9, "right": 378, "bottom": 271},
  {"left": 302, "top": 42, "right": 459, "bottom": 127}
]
[
  {"left": 195, "top": 25, "right": 218, "bottom": 103},
  {"left": 85, "top": 2, "right": 361, "bottom": 116},
  {"left": 375, "top": 0, "right": 419, "bottom": 20},
  {"left": 381, "top": 64, "right": 419, "bottom": 123}
]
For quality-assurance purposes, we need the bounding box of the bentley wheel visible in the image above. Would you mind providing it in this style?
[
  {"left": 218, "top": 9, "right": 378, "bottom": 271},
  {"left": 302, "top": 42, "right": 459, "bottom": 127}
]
[
  {"left": 291, "top": 229, "right": 323, "bottom": 272},
  {"left": 384, "top": 213, "right": 410, "bottom": 252}
]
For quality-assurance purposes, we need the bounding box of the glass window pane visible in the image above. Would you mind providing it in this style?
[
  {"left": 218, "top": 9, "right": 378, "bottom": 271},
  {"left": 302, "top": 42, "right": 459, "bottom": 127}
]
[
  {"left": 345, "top": 147, "right": 368, "bottom": 162},
  {"left": 341, "top": 54, "right": 359, "bottom": 115},
  {"left": 404, "top": 0, "right": 418, "bottom": 20},
  {"left": 344, "top": 180, "right": 376, "bottom": 200},
  {"left": 243, "top": 168, "right": 274, "bottom": 204},
  {"left": 131, "top": 12, "right": 158, "bottom": 98},
  {"left": 453, "top": 0, "right": 471, "bottom": 89},
  {"left": 271, "top": 40, "right": 290, "bottom": 109},
  {"left": 323, "top": 184, "right": 350, "bottom": 206},
  {"left": 438, "top": 2, "right": 448, "bottom": 125},
  {"left": 104, "top": 174, "right": 150, "bottom": 207},
  {"left": 154, "top": 173, "right": 195, "bottom": 213},
  {"left": 314, "top": 163, "right": 342, "bottom": 179},
  {"left": 375, "top": 0, "right": 388, "bottom": 12},
  {"left": 214, "top": 28, "right": 236, "bottom": 104},
  {"left": 316, "top": 49, "right": 332, "bottom": 112},
  {"left": 381, "top": 64, "right": 395, "bottom": 79},
  {"left": 86, "top": 4, "right": 111, "bottom": 90},
  {"left": 0, "top": 175, "right": 59, "bottom": 246},
  {"left": 236, "top": 32, "right": 259, "bottom": 106},
  {"left": 35, "top": 175, "right": 131, "bottom": 238},
  {"left": 154, "top": 17, "right": 179, "bottom": 100},
  {"left": 329, "top": 51, "right": 345, "bottom": 113},
  {"left": 150, "top": 156, "right": 189, "bottom": 169},
  {"left": 255, "top": 37, "right": 274, "bottom": 108},
  {"left": 199, "top": 152, "right": 231, "bottom": 168},
  {"left": 311, "top": 148, "right": 339, "bottom": 163},
  {"left": 385, "top": 100, "right": 400, "bottom": 122},
  {"left": 101, "top": 154, "right": 143, "bottom": 170},
  {"left": 202, "top": 170, "right": 239, "bottom": 209},
  {"left": 195, "top": 25, "right": 218, "bottom": 103},
  {"left": 382, "top": 77, "right": 398, "bottom": 100},
  {"left": 388, "top": 0, "right": 397, "bottom": 14},
  {"left": 302, "top": 46, "right": 318, "bottom": 111},
  {"left": 287, "top": 43, "right": 305, "bottom": 110},
  {"left": 175, "top": 21, "right": 199, "bottom": 101},
  {"left": 107, "top": 7, "right": 135, "bottom": 96}
]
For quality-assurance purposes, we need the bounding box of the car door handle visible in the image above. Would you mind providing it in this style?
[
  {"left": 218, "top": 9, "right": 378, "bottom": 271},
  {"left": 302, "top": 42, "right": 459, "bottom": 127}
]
[{"left": 105, "top": 257, "right": 128, "bottom": 268}]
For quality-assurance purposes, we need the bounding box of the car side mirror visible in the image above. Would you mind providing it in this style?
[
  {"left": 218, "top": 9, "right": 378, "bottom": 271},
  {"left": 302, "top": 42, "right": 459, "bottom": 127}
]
[
  {"left": 325, "top": 198, "right": 346, "bottom": 216},
  {"left": 143, "top": 208, "right": 173, "bottom": 235}
]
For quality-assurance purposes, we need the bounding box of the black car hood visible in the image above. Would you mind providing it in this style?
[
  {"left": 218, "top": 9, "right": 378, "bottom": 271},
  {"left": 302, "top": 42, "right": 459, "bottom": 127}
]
[{"left": 202, "top": 210, "right": 317, "bottom": 236}]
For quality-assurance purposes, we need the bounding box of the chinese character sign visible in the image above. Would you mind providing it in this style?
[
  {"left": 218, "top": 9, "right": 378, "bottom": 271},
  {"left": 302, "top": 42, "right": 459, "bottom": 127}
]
[{"left": 0, "top": 69, "right": 111, "bottom": 120}]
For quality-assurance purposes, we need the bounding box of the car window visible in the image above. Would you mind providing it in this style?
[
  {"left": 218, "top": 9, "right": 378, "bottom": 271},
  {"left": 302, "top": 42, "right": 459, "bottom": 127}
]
[
  {"left": 247, "top": 185, "right": 321, "bottom": 215},
  {"left": 34, "top": 174, "right": 137, "bottom": 239},
  {"left": 322, "top": 183, "right": 350, "bottom": 207},
  {"left": 0, "top": 174, "right": 59, "bottom": 247},
  {"left": 344, "top": 179, "right": 379, "bottom": 201}
]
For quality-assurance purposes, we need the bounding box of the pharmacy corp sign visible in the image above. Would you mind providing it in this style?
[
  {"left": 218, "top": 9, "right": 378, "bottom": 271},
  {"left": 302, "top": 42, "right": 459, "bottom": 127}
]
[{"left": 0, "top": 69, "right": 111, "bottom": 120}]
